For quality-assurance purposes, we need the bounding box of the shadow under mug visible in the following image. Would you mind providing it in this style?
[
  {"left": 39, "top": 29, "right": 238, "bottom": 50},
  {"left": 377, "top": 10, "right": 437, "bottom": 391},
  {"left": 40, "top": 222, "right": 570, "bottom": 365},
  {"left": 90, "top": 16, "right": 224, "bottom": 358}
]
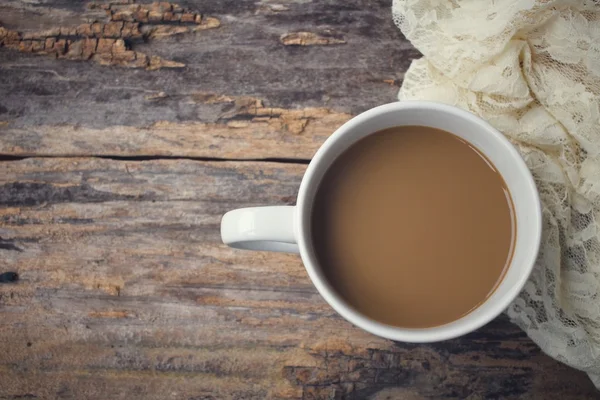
[{"left": 221, "top": 101, "right": 542, "bottom": 342}]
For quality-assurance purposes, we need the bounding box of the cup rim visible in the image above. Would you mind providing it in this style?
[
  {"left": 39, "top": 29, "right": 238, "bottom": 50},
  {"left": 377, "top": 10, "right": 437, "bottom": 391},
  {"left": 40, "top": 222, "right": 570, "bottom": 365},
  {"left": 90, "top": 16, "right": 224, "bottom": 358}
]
[{"left": 295, "top": 101, "right": 542, "bottom": 342}]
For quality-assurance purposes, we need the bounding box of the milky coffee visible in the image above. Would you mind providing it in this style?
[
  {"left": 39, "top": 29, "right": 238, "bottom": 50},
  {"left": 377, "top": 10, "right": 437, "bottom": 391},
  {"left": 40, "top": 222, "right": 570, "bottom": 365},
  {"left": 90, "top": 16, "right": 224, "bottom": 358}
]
[{"left": 311, "top": 126, "right": 516, "bottom": 328}]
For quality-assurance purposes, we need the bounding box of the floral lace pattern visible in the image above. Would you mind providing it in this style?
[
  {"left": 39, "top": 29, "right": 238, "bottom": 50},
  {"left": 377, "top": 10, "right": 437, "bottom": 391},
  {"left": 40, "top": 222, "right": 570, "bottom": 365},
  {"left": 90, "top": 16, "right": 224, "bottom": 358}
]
[{"left": 393, "top": 0, "right": 600, "bottom": 386}]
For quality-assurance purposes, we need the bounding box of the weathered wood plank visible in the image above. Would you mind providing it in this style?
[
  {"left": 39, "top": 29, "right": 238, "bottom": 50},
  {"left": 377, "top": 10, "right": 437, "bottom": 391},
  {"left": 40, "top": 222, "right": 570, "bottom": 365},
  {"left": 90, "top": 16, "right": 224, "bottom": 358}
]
[
  {"left": 0, "top": 158, "right": 597, "bottom": 399},
  {"left": 0, "top": 1, "right": 220, "bottom": 70},
  {"left": 0, "top": 0, "right": 418, "bottom": 158},
  {"left": 0, "top": 101, "right": 351, "bottom": 158}
]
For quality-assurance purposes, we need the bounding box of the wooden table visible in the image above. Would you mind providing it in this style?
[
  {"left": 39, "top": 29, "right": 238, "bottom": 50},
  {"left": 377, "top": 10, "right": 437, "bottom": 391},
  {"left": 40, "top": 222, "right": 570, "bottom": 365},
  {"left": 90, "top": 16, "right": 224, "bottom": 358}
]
[{"left": 0, "top": 1, "right": 598, "bottom": 399}]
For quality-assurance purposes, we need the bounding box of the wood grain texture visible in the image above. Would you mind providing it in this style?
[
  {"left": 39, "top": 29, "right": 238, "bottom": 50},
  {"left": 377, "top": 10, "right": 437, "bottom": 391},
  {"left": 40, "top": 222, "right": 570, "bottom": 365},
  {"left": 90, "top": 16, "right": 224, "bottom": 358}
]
[
  {"left": 0, "top": 0, "right": 597, "bottom": 399},
  {"left": 0, "top": 96, "right": 352, "bottom": 158},
  {"left": 0, "top": 1, "right": 220, "bottom": 70},
  {"left": 0, "top": 158, "right": 598, "bottom": 400},
  {"left": 0, "top": 0, "right": 415, "bottom": 158}
]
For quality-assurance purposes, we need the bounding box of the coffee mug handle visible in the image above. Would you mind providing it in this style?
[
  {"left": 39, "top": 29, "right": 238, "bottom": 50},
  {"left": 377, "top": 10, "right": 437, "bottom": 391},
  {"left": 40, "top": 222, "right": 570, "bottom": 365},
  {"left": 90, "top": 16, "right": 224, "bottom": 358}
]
[{"left": 220, "top": 206, "right": 299, "bottom": 253}]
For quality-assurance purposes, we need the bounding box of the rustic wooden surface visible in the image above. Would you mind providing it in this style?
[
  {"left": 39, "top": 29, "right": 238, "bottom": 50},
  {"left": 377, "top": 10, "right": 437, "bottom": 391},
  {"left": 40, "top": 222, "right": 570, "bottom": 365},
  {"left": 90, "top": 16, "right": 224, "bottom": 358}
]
[{"left": 0, "top": 1, "right": 598, "bottom": 399}]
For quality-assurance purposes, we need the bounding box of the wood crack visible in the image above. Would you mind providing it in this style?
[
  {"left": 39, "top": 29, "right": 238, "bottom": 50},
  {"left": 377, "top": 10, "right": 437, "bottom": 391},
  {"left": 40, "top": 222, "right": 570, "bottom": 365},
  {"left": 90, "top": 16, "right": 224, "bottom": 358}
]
[{"left": 0, "top": 154, "right": 311, "bottom": 165}]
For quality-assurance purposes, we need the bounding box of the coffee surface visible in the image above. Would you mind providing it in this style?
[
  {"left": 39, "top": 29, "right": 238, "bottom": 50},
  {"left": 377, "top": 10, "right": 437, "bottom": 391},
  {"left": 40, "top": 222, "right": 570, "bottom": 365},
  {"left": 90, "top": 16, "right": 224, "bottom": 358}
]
[{"left": 312, "top": 126, "right": 516, "bottom": 328}]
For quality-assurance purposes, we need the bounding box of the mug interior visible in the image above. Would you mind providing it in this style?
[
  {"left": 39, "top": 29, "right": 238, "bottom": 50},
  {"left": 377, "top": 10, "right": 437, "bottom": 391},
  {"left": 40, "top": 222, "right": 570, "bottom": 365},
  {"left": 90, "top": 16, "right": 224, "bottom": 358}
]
[{"left": 296, "top": 101, "right": 541, "bottom": 342}]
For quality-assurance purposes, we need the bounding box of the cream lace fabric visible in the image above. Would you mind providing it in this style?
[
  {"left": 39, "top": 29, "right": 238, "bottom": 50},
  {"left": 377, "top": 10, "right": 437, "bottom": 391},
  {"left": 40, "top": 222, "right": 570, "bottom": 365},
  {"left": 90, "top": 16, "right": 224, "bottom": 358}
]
[{"left": 392, "top": 0, "right": 600, "bottom": 386}]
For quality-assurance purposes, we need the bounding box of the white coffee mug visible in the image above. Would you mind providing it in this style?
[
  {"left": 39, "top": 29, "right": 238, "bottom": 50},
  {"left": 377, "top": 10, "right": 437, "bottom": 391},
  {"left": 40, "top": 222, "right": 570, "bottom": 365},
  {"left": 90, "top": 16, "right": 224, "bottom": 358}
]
[{"left": 221, "top": 101, "right": 541, "bottom": 342}]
